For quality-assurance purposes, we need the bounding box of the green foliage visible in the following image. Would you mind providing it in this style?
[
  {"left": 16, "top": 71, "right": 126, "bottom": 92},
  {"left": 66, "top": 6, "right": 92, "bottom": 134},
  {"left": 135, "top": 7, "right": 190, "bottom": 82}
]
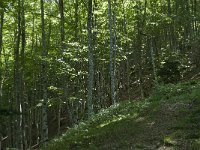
[
  {"left": 1, "top": 0, "right": 200, "bottom": 148},
  {"left": 158, "top": 59, "right": 181, "bottom": 84},
  {"left": 192, "top": 139, "right": 200, "bottom": 150},
  {"left": 151, "top": 81, "right": 200, "bottom": 102},
  {"left": 42, "top": 80, "right": 200, "bottom": 150}
]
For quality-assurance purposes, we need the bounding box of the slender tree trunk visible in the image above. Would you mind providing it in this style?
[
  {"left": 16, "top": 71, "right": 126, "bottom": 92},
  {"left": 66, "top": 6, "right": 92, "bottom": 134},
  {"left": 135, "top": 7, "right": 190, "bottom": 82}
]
[
  {"left": 40, "top": 0, "right": 48, "bottom": 146},
  {"left": 14, "top": 0, "right": 23, "bottom": 148},
  {"left": 20, "top": 0, "right": 27, "bottom": 148},
  {"left": 113, "top": 0, "right": 117, "bottom": 102},
  {"left": 63, "top": 83, "right": 73, "bottom": 127},
  {"left": 150, "top": 37, "right": 158, "bottom": 86},
  {"left": 30, "top": 14, "right": 39, "bottom": 147},
  {"left": 87, "top": 0, "right": 94, "bottom": 116},
  {"left": 108, "top": 0, "right": 116, "bottom": 104},
  {"left": 0, "top": 133, "right": 2, "bottom": 150},
  {"left": 31, "top": 15, "right": 35, "bottom": 53},
  {"left": 167, "top": 0, "right": 171, "bottom": 15},
  {"left": 101, "top": 66, "right": 106, "bottom": 107},
  {"left": 57, "top": 98, "right": 61, "bottom": 134},
  {"left": 47, "top": 21, "right": 52, "bottom": 54},
  {"left": 136, "top": 2, "right": 144, "bottom": 99},
  {"left": 59, "top": 0, "right": 65, "bottom": 53},
  {"left": 9, "top": 30, "right": 17, "bottom": 148},
  {"left": 93, "top": 0, "right": 98, "bottom": 110},
  {"left": 58, "top": 0, "right": 65, "bottom": 134},
  {"left": 122, "top": 0, "right": 127, "bottom": 33},
  {"left": 122, "top": 0, "right": 130, "bottom": 100},
  {"left": 139, "top": 68, "right": 144, "bottom": 99},
  {"left": 74, "top": 0, "right": 79, "bottom": 40},
  {"left": 0, "top": 9, "right": 3, "bottom": 56},
  {"left": 96, "top": 70, "right": 101, "bottom": 109},
  {"left": 193, "top": 0, "right": 197, "bottom": 34},
  {"left": 0, "top": 9, "right": 4, "bottom": 107}
]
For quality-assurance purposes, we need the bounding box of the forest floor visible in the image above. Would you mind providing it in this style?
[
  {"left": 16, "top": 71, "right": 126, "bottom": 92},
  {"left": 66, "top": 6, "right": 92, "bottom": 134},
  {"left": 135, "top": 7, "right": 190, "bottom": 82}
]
[{"left": 43, "top": 80, "right": 200, "bottom": 150}]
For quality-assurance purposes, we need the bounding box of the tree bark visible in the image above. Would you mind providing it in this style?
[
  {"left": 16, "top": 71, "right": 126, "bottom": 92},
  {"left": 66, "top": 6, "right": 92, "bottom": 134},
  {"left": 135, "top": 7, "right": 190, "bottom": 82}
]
[
  {"left": 108, "top": 0, "right": 116, "bottom": 104},
  {"left": 20, "top": 0, "right": 27, "bottom": 148},
  {"left": 59, "top": 0, "right": 65, "bottom": 53},
  {"left": 113, "top": 0, "right": 117, "bottom": 103},
  {"left": 87, "top": 0, "right": 94, "bottom": 116},
  {"left": 74, "top": 0, "right": 79, "bottom": 40},
  {"left": 0, "top": 133, "right": 2, "bottom": 150},
  {"left": 40, "top": 0, "right": 48, "bottom": 146},
  {"left": 58, "top": 0, "right": 66, "bottom": 133},
  {"left": 14, "top": 0, "right": 23, "bottom": 148},
  {"left": 150, "top": 37, "right": 158, "bottom": 86},
  {"left": 0, "top": 9, "right": 4, "bottom": 107}
]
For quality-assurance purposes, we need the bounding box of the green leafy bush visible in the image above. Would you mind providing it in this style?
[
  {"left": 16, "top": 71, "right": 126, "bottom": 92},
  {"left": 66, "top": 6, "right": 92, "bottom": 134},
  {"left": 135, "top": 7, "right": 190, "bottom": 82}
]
[{"left": 158, "top": 59, "right": 181, "bottom": 84}]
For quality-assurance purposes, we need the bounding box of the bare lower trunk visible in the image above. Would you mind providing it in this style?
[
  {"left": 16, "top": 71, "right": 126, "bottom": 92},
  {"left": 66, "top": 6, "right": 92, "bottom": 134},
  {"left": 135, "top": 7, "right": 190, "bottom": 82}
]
[
  {"left": 0, "top": 134, "right": 2, "bottom": 150},
  {"left": 150, "top": 37, "right": 158, "bottom": 86},
  {"left": 57, "top": 99, "right": 61, "bottom": 135},
  {"left": 139, "top": 69, "right": 144, "bottom": 99}
]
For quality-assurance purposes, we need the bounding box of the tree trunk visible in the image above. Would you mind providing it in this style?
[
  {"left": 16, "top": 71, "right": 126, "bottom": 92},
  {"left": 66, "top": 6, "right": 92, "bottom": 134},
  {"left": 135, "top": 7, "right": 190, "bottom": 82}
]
[
  {"left": 74, "top": 0, "right": 79, "bottom": 40},
  {"left": 0, "top": 133, "right": 2, "bottom": 150},
  {"left": 150, "top": 37, "right": 158, "bottom": 86},
  {"left": 40, "top": 0, "right": 48, "bottom": 146},
  {"left": 0, "top": 9, "right": 3, "bottom": 56},
  {"left": 20, "top": 0, "right": 27, "bottom": 148},
  {"left": 108, "top": 0, "right": 116, "bottom": 104},
  {"left": 87, "top": 0, "right": 94, "bottom": 116},
  {"left": 0, "top": 9, "right": 4, "bottom": 107},
  {"left": 136, "top": 2, "right": 144, "bottom": 99},
  {"left": 58, "top": 0, "right": 65, "bottom": 133},
  {"left": 113, "top": 0, "right": 117, "bottom": 102},
  {"left": 14, "top": 0, "right": 23, "bottom": 148},
  {"left": 59, "top": 0, "right": 65, "bottom": 53}
]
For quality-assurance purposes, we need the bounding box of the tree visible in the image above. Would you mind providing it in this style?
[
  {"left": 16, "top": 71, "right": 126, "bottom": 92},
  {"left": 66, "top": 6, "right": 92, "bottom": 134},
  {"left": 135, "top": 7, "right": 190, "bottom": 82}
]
[
  {"left": 0, "top": 0, "right": 200, "bottom": 148},
  {"left": 20, "top": 0, "right": 27, "bottom": 148},
  {"left": 87, "top": 0, "right": 94, "bottom": 116},
  {"left": 40, "top": 0, "right": 48, "bottom": 145},
  {"left": 108, "top": 0, "right": 116, "bottom": 104},
  {"left": 74, "top": 0, "right": 79, "bottom": 40},
  {"left": 58, "top": 0, "right": 65, "bottom": 135},
  {"left": 0, "top": 7, "right": 4, "bottom": 108},
  {"left": 13, "top": 0, "right": 23, "bottom": 148}
]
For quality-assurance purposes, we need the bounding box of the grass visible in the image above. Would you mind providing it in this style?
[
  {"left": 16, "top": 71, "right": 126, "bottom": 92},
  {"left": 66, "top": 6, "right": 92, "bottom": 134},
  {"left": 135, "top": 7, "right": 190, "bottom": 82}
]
[{"left": 42, "top": 80, "right": 200, "bottom": 150}]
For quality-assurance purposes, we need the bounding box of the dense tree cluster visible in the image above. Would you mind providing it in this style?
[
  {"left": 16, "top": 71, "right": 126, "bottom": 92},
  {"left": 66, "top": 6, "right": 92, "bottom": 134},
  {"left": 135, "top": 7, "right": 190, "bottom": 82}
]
[{"left": 0, "top": 0, "right": 199, "bottom": 149}]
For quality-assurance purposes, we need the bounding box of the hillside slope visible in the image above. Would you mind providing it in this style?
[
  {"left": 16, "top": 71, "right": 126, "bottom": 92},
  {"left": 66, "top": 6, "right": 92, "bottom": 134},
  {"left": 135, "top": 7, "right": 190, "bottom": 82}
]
[{"left": 43, "top": 81, "right": 200, "bottom": 150}]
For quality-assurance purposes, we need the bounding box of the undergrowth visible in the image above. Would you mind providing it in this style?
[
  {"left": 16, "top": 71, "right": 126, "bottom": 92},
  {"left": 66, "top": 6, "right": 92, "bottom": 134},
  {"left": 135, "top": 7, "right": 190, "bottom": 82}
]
[{"left": 42, "top": 80, "right": 200, "bottom": 150}]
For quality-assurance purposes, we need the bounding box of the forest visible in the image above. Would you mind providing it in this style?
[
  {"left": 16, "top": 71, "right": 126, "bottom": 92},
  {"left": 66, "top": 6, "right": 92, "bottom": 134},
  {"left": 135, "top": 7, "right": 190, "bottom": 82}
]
[{"left": 0, "top": 0, "right": 200, "bottom": 149}]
